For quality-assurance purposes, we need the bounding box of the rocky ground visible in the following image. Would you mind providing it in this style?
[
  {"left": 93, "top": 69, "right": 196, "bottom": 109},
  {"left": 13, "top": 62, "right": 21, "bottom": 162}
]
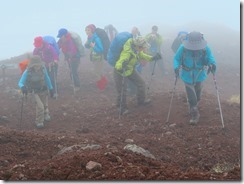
[{"left": 0, "top": 54, "right": 240, "bottom": 181}]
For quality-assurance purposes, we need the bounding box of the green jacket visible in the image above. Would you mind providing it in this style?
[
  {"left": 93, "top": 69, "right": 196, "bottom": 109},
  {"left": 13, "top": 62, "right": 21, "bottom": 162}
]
[
  {"left": 145, "top": 33, "right": 163, "bottom": 53},
  {"left": 115, "top": 38, "right": 153, "bottom": 76}
]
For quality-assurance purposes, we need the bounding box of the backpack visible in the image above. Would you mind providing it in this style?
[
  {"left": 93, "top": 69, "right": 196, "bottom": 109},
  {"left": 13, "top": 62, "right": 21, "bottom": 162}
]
[
  {"left": 107, "top": 32, "right": 133, "bottom": 67},
  {"left": 181, "top": 48, "right": 207, "bottom": 71},
  {"left": 43, "top": 36, "right": 60, "bottom": 56},
  {"left": 19, "top": 59, "right": 30, "bottom": 75},
  {"left": 70, "top": 32, "right": 85, "bottom": 57},
  {"left": 94, "top": 28, "right": 111, "bottom": 60},
  {"left": 26, "top": 66, "right": 46, "bottom": 92}
]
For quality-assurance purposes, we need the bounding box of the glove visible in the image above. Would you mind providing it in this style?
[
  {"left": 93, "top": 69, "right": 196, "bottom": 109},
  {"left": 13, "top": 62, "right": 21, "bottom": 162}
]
[
  {"left": 21, "top": 86, "right": 28, "bottom": 95},
  {"left": 174, "top": 68, "right": 180, "bottom": 77},
  {"left": 152, "top": 53, "right": 162, "bottom": 61},
  {"left": 49, "top": 89, "right": 54, "bottom": 98},
  {"left": 207, "top": 64, "right": 216, "bottom": 74}
]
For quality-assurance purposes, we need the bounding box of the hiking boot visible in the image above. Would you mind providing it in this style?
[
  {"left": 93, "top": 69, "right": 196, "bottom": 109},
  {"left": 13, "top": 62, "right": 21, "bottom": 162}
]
[
  {"left": 36, "top": 122, "right": 44, "bottom": 129},
  {"left": 118, "top": 108, "right": 129, "bottom": 115},
  {"left": 74, "top": 87, "right": 81, "bottom": 92},
  {"left": 138, "top": 99, "right": 151, "bottom": 106},
  {"left": 53, "top": 93, "right": 58, "bottom": 98},
  {"left": 189, "top": 107, "right": 200, "bottom": 125},
  {"left": 44, "top": 114, "right": 51, "bottom": 122}
]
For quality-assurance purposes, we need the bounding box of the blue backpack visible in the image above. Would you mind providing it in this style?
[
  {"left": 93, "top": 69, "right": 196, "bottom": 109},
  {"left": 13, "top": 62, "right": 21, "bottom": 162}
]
[
  {"left": 107, "top": 32, "right": 133, "bottom": 67},
  {"left": 43, "top": 36, "right": 60, "bottom": 56}
]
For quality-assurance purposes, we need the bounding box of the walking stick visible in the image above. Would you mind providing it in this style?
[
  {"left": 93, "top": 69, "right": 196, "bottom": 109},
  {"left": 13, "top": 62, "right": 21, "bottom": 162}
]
[
  {"left": 166, "top": 76, "right": 178, "bottom": 123},
  {"left": 212, "top": 73, "right": 225, "bottom": 129},
  {"left": 53, "top": 64, "right": 58, "bottom": 99},
  {"left": 68, "top": 61, "right": 76, "bottom": 95},
  {"left": 146, "top": 59, "right": 157, "bottom": 96},
  {"left": 19, "top": 94, "right": 27, "bottom": 129}
]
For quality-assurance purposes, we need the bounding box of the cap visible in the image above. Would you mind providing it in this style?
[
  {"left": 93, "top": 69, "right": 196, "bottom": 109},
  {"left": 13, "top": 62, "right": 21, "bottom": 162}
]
[{"left": 57, "top": 28, "right": 68, "bottom": 38}]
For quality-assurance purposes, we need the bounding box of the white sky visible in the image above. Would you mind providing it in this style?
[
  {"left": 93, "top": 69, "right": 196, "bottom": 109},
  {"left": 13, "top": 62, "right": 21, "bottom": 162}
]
[{"left": 0, "top": 0, "right": 240, "bottom": 60}]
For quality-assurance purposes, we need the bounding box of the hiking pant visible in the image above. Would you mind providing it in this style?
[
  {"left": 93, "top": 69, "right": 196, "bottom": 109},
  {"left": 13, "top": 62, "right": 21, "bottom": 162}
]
[
  {"left": 114, "top": 69, "right": 146, "bottom": 109},
  {"left": 47, "top": 64, "right": 58, "bottom": 94},
  {"left": 184, "top": 82, "right": 203, "bottom": 110},
  {"left": 127, "top": 80, "right": 137, "bottom": 96},
  {"left": 34, "top": 90, "right": 49, "bottom": 124},
  {"left": 69, "top": 58, "right": 81, "bottom": 88},
  {"left": 92, "top": 60, "right": 104, "bottom": 81}
]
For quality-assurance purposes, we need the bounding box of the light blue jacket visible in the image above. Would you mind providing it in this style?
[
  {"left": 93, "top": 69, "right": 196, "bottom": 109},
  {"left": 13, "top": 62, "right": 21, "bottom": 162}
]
[
  {"left": 174, "top": 45, "right": 216, "bottom": 84},
  {"left": 18, "top": 67, "right": 53, "bottom": 90},
  {"left": 85, "top": 32, "right": 104, "bottom": 54}
]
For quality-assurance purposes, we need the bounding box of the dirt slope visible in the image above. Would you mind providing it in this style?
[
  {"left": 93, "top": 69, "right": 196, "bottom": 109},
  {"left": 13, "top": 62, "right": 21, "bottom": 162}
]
[{"left": 0, "top": 56, "right": 240, "bottom": 181}]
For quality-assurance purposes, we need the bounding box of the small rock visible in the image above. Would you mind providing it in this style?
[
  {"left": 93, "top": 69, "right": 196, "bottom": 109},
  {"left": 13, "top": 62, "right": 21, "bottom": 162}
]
[
  {"left": 86, "top": 161, "right": 102, "bottom": 171},
  {"left": 125, "top": 139, "right": 134, "bottom": 143},
  {"left": 165, "top": 131, "right": 172, "bottom": 135}
]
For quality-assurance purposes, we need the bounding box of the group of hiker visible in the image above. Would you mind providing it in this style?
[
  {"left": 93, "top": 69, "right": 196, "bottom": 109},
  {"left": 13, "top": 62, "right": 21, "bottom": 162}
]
[{"left": 17, "top": 24, "right": 217, "bottom": 129}]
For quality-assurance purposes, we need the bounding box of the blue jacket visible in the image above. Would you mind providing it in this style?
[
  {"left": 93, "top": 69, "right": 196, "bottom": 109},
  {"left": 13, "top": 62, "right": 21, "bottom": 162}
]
[
  {"left": 85, "top": 32, "right": 104, "bottom": 54},
  {"left": 18, "top": 67, "right": 53, "bottom": 90},
  {"left": 174, "top": 45, "right": 216, "bottom": 84}
]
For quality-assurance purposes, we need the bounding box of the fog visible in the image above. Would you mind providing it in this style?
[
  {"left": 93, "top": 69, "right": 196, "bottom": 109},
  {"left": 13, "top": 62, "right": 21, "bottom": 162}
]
[{"left": 0, "top": 0, "right": 240, "bottom": 61}]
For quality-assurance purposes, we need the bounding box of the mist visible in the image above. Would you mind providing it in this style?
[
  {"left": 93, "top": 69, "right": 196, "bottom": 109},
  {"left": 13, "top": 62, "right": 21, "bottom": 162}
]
[{"left": 0, "top": 0, "right": 240, "bottom": 61}]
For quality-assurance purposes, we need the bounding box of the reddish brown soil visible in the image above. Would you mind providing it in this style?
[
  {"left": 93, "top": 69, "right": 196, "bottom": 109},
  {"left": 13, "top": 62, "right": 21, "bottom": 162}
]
[{"left": 0, "top": 56, "right": 240, "bottom": 181}]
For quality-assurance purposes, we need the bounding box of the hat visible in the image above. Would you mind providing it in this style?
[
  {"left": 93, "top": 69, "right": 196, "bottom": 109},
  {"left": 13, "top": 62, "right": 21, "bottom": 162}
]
[
  {"left": 57, "top": 28, "right": 68, "bottom": 38},
  {"left": 183, "top": 31, "right": 207, "bottom": 50},
  {"left": 85, "top": 24, "right": 96, "bottom": 33},
  {"left": 27, "top": 55, "right": 44, "bottom": 69},
  {"left": 33, "top": 36, "right": 43, "bottom": 48},
  {"left": 133, "top": 36, "right": 150, "bottom": 48}
]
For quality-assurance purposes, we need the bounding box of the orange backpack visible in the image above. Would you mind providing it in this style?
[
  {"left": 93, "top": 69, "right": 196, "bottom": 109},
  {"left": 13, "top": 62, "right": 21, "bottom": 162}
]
[{"left": 19, "top": 59, "right": 30, "bottom": 75}]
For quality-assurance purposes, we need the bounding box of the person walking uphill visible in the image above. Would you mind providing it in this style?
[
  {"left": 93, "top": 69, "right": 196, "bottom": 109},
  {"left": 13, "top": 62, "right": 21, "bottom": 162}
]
[
  {"left": 84, "top": 24, "right": 105, "bottom": 83},
  {"left": 174, "top": 31, "right": 216, "bottom": 124},
  {"left": 18, "top": 55, "right": 54, "bottom": 129},
  {"left": 57, "top": 28, "right": 81, "bottom": 92},
  {"left": 114, "top": 36, "right": 161, "bottom": 115},
  {"left": 33, "top": 36, "right": 59, "bottom": 98},
  {"left": 145, "top": 25, "right": 165, "bottom": 76}
]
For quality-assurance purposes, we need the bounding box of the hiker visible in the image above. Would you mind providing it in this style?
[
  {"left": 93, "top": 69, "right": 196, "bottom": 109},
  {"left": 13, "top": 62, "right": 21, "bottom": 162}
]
[
  {"left": 174, "top": 31, "right": 216, "bottom": 124},
  {"left": 114, "top": 36, "right": 161, "bottom": 115},
  {"left": 33, "top": 36, "right": 59, "bottom": 98},
  {"left": 18, "top": 55, "right": 54, "bottom": 129},
  {"left": 57, "top": 28, "right": 81, "bottom": 92},
  {"left": 127, "top": 27, "right": 146, "bottom": 95},
  {"left": 171, "top": 31, "right": 188, "bottom": 53},
  {"left": 104, "top": 24, "right": 118, "bottom": 42},
  {"left": 85, "top": 24, "right": 105, "bottom": 82},
  {"left": 145, "top": 25, "right": 165, "bottom": 76}
]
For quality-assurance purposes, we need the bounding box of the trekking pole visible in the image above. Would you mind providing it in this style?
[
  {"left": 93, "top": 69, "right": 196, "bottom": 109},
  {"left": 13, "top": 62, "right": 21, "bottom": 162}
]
[
  {"left": 68, "top": 61, "right": 76, "bottom": 95},
  {"left": 119, "top": 68, "right": 126, "bottom": 120},
  {"left": 212, "top": 73, "right": 225, "bottom": 129},
  {"left": 166, "top": 76, "right": 178, "bottom": 123},
  {"left": 19, "top": 93, "right": 27, "bottom": 129},
  {"left": 146, "top": 59, "right": 157, "bottom": 96},
  {"left": 53, "top": 64, "right": 58, "bottom": 99}
]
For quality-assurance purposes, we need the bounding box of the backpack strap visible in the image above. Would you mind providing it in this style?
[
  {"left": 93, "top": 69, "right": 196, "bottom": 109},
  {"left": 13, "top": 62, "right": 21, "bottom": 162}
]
[{"left": 181, "top": 48, "right": 207, "bottom": 71}]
